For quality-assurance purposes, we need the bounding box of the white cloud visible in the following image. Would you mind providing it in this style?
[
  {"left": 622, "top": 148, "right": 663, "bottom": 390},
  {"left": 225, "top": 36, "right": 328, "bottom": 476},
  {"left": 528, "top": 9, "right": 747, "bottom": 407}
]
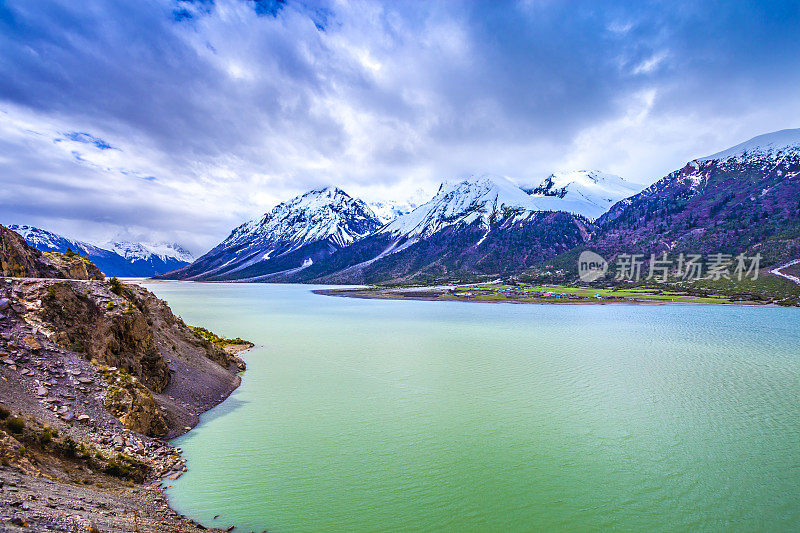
[
  {"left": 1, "top": 0, "right": 799, "bottom": 252},
  {"left": 632, "top": 50, "right": 669, "bottom": 75}
]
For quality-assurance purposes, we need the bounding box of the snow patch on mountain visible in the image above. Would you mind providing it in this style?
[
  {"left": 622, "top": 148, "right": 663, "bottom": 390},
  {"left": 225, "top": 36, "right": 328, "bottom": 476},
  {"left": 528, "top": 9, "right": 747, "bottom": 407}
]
[
  {"left": 368, "top": 188, "right": 432, "bottom": 224},
  {"left": 522, "top": 170, "right": 640, "bottom": 220}
]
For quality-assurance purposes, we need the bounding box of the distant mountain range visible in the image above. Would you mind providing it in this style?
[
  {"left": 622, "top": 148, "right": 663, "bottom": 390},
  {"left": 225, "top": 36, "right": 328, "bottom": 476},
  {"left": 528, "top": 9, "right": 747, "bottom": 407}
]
[
  {"left": 159, "top": 173, "right": 615, "bottom": 283},
  {"left": 7, "top": 128, "right": 798, "bottom": 290},
  {"left": 155, "top": 128, "right": 800, "bottom": 285},
  {"left": 8, "top": 225, "right": 193, "bottom": 277}
]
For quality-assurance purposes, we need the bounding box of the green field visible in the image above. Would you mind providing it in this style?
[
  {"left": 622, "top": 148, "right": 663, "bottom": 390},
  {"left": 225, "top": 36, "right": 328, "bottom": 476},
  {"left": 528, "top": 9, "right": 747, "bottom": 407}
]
[{"left": 445, "top": 283, "right": 766, "bottom": 305}]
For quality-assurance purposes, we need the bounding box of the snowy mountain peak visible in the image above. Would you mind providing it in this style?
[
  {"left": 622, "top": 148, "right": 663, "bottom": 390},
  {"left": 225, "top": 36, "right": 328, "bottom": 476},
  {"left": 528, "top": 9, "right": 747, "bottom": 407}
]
[
  {"left": 165, "top": 187, "right": 384, "bottom": 281},
  {"left": 645, "top": 128, "right": 800, "bottom": 196},
  {"left": 229, "top": 187, "right": 381, "bottom": 250},
  {"left": 436, "top": 175, "right": 540, "bottom": 210},
  {"left": 380, "top": 175, "right": 543, "bottom": 239},
  {"left": 697, "top": 128, "right": 800, "bottom": 162},
  {"left": 522, "top": 170, "right": 641, "bottom": 220},
  {"left": 378, "top": 171, "right": 639, "bottom": 240},
  {"left": 304, "top": 186, "right": 347, "bottom": 198},
  {"left": 8, "top": 225, "right": 58, "bottom": 248}
]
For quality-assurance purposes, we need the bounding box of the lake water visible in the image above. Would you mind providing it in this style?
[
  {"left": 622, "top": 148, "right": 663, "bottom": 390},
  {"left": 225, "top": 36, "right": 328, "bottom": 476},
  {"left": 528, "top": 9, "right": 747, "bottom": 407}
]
[{"left": 141, "top": 282, "right": 800, "bottom": 532}]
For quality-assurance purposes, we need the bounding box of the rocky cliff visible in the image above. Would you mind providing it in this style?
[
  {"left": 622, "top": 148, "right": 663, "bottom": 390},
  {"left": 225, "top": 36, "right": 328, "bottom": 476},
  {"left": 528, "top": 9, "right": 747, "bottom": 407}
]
[{"left": 0, "top": 231, "right": 249, "bottom": 531}]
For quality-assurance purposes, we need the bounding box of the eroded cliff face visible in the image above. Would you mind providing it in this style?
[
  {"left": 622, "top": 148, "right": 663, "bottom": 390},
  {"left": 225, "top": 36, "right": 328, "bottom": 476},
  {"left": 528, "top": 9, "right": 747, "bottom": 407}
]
[
  {"left": 101, "top": 366, "right": 169, "bottom": 436},
  {"left": 0, "top": 228, "right": 245, "bottom": 436},
  {"left": 0, "top": 225, "right": 54, "bottom": 278},
  {"left": 39, "top": 282, "right": 170, "bottom": 393}
]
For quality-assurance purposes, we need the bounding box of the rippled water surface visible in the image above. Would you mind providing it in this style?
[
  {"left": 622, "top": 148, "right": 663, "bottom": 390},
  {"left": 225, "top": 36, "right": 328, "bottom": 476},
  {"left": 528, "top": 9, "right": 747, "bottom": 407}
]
[{"left": 141, "top": 282, "right": 800, "bottom": 532}]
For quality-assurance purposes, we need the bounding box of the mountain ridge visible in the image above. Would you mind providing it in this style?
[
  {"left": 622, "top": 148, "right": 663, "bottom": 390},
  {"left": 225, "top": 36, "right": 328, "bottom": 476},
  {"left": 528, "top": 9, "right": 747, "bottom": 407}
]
[
  {"left": 160, "top": 176, "right": 596, "bottom": 284},
  {"left": 160, "top": 127, "right": 800, "bottom": 285}
]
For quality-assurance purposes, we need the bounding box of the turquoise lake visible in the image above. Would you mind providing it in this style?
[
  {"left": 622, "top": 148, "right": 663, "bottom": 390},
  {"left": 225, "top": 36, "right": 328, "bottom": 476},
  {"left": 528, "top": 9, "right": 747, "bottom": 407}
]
[{"left": 141, "top": 282, "right": 800, "bottom": 532}]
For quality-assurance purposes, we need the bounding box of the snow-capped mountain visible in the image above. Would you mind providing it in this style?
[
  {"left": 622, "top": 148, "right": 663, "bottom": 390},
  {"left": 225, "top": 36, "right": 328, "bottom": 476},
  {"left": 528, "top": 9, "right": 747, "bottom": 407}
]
[
  {"left": 109, "top": 242, "right": 194, "bottom": 264},
  {"left": 369, "top": 172, "right": 635, "bottom": 238},
  {"left": 522, "top": 170, "right": 641, "bottom": 220},
  {"left": 105, "top": 241, "right": 194, "bottom": 275},
  {"left": 697, "top": 128, "right": 800, "bottom": 163},
  {"left": 7, "top": 225, "right": 193, "bottom": 277},
  {"left": 160, "top": 187, "right": 383, "bottom": 281},
  {"left": 283, "top": 175, "right": 593, "bottom": 284},
  {"left": 226, "top": 187, "right": 379, "bottom": 250},
  {"left": 594, "top": 128, "right": 800, "bottom": 266}
]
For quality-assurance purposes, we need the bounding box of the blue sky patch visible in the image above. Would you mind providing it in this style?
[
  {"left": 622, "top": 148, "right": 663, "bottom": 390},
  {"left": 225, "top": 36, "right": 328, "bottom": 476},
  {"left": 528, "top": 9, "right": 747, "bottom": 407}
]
[{"left": 64, "top": 132, "right": 117, "bottom": 151}]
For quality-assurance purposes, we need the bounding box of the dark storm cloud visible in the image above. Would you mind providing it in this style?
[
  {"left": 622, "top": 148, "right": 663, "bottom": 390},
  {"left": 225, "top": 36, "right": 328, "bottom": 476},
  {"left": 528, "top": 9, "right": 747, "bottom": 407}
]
[{"left": 0, "top": 0, "right": 798, "bottom": 251}]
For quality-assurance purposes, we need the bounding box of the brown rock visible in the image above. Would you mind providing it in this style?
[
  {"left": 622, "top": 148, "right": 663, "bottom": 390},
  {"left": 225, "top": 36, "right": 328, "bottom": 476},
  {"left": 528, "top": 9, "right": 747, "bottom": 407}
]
[
  {"left": 104, "top": 375, "right": 168, "bottom": 437},
  {"left": 22, "top": 336, "right": 41, "bottom": 351}
]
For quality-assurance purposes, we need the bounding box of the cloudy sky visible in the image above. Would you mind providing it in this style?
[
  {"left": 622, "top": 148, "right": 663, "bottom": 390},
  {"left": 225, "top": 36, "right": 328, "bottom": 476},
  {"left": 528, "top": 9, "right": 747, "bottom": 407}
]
[{"left": 1, "top": 0, "right": 799, "bottom": 253}]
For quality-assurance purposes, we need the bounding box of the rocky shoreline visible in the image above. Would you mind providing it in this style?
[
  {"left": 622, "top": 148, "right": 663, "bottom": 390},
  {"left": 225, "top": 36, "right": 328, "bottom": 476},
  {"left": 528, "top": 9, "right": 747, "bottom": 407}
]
[{"left": 0, "top": 273, "right": 251, "bottom": 531}]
